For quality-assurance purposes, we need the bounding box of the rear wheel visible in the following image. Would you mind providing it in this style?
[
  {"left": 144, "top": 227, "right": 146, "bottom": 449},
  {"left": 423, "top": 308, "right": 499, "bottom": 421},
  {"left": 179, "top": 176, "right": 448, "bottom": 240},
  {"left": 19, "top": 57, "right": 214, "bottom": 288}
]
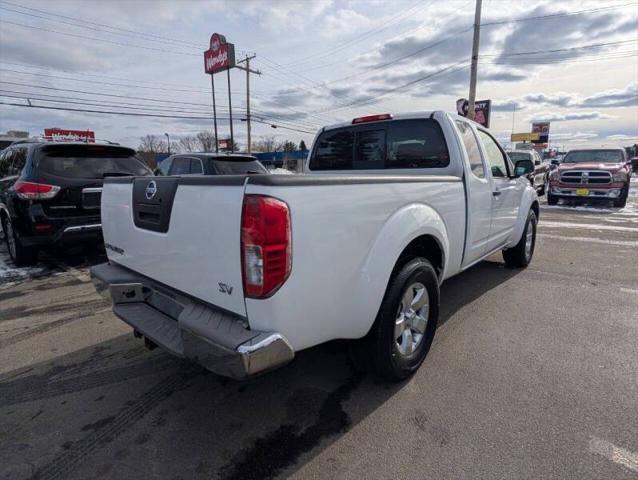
[
  {"left": 363, "top": 257, "right": 439, "bottom": 381},
  {"left": 503, "top": 209, "right": 537, "bottom": 268},
  {"left": 3, "top": 216, "right": 38, "bottom": 267}
]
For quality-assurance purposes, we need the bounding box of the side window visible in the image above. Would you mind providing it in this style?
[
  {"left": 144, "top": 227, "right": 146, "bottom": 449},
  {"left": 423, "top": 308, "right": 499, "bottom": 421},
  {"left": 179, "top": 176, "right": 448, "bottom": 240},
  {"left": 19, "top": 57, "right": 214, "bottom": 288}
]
[
  {"left": 455, "top": 120, "right": 484, "bottom": 178},
  {"left": 386, "top": 119, "right": 450, "bottom": 169},
  {"left": 10, "top": 148, "right": 27, "bottom": 175},
  {"left": 0, "top": 150, "right": 10, "bottom": 177},
  {"left": 190, "top": 158, "right": 204, "bottom": 175},
  {"left": 158, "top": 157, "right": 172, "bottom": 176},
  {"left": 169, "top": 157, "right": 191, "bottom": 175},
  {"left": 309, "top": 129, "right": 354, "bottom": 170},
  {"left": 478, "top": 130, "right": 508, "bottom": 178}
]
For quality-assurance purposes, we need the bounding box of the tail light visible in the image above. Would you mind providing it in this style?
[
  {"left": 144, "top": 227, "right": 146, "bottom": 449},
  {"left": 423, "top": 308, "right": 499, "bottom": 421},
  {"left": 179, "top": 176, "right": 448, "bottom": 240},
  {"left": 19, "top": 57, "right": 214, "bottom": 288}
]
[
  {"left": 241, "top": 194, "right": 291, "bottom": 298},
  {"left": 14, "top": 181, "right": 60, "bottom": 200}
]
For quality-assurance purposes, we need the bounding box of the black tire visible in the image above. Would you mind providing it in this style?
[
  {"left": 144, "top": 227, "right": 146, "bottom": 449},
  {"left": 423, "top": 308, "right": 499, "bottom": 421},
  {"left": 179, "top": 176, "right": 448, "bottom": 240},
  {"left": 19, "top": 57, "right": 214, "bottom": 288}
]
[
  {"left": 363, "top": 257, "right": 439, "bottom": 381},
  {"left": 3, "top": 216, "right": 38, "bottom": 267},
  {"left": 503, "top": 209, "right": 537, "bottom": 268},
  {"left": 547, "top": 191, "right": 558, "bottom": 205},
  {"left": 613, "top": 185, "right": 628, "bottom": 208}
]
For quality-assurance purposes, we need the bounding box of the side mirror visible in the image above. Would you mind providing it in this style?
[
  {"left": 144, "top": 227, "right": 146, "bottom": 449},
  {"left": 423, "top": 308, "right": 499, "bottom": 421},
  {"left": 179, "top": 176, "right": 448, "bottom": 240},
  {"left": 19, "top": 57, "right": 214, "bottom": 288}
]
[
  {"left": 550, "top": 159, "right": 560, "bottom": 166},
  {"left": 534, "top": 160, "right": 541, "bottom": 166},
  {"left": 514, "top": 159, "right": 534, "bottom": 177},
  {"left": 153, "top": 168, "right": 162, "bottom": 176}
]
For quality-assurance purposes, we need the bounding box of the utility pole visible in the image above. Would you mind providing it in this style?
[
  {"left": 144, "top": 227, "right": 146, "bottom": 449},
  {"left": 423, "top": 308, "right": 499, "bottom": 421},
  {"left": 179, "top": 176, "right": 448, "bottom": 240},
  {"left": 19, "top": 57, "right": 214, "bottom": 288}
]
[
  {"left": 236, "top": 54, "right": 261, "bottom": 154},
  {"left": 467, "top": 0, "right": 482, "bottom": 121}
]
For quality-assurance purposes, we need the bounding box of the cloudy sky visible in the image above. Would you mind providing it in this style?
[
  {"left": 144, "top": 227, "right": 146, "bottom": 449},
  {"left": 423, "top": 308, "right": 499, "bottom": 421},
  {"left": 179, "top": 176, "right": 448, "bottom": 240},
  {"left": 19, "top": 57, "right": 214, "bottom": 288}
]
[{"left": 0, "top": 0, "right": 637, "bottom": 150}]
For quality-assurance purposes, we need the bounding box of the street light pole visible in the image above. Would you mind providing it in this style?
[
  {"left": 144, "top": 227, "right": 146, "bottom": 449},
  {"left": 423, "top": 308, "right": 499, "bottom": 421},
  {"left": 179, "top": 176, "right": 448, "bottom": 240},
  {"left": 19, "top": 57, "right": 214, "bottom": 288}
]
[
  {"left": 164, "top": 132, "right": 170, "bottom": 154},
  {"left": 467, "top": 0, "right": 482, "bottom": 121}
]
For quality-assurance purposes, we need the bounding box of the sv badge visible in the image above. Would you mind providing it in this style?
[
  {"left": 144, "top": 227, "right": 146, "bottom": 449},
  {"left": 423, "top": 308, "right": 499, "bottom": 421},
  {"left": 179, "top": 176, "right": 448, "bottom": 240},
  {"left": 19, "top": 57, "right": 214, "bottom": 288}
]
[{"left": 218, "top": 283, "right": 233, "bottom": 295}]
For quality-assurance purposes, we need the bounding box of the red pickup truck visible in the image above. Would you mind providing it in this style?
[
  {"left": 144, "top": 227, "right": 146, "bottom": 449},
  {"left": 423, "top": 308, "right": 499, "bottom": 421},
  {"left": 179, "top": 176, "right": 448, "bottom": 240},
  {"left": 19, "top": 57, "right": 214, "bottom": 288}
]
[{"left": 547, "top": 148, "right": 631, "bottom": 208}]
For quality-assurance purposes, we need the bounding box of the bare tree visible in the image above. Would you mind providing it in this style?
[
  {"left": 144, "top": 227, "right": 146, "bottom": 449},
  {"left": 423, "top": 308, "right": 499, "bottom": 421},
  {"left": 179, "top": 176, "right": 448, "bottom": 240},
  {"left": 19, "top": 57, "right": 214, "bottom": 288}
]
[
  {"left": 178, "top": 136, "right": 199, "bottom": 152},
  {"left": 252, "top": 135, "right": 278, "bottom": 152},
  {"left": 138, "top": 134, "right": 167, "bottom": 153},
  {"left": 196, "top": 131, "right": 217, "bottom": 152}
]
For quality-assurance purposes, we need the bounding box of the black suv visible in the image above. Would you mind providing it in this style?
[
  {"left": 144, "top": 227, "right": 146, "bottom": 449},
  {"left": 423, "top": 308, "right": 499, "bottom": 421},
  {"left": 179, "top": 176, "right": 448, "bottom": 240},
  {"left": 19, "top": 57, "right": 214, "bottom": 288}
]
[{"left": 0, "top": 141, "right": 152, "bottom": 266}]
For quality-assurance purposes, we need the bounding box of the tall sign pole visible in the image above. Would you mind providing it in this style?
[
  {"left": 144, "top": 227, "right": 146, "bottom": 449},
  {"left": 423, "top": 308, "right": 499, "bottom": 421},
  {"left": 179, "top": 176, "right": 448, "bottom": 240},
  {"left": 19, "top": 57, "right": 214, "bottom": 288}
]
[
  {"left": 236, "top": 54, "right": 261, "bottom": 155},
  {"left": 204, "top": 33, "right": 235, "bottom": 152},
  {"left": 467, "top": 0, "right": 482, "bottom": 121},
  {"left": 210, "top": 75, "right": 218, "bottom": 153},
  {"left": 227, "top": 69, "right": 234, "bottom": 152}
]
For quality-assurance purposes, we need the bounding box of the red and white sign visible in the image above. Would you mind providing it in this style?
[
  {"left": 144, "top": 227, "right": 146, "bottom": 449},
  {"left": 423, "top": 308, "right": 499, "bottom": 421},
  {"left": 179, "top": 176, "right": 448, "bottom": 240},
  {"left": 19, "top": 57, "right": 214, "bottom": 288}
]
[
  {"left": 44, "top": 128, "right": 95, "bottom": 142},
  {"left": 204, "top": 33, "right": 235, "bottom": 74},
  {"left": 218, "top": 138, "right": 230, "bottom": 150}
]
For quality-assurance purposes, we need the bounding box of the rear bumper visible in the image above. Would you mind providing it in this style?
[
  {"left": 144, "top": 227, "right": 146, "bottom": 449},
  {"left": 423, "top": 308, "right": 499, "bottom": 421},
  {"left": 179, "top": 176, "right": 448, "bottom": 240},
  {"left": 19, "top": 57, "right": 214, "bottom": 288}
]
[{"left": 90, "top": 262, "right": 294, "bottom": 379}]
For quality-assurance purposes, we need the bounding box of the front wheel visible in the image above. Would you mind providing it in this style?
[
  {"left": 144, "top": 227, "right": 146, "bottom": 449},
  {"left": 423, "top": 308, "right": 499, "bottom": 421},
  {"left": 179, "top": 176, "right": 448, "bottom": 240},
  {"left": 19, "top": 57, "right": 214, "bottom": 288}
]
[
  {"left": 547, "top": 189, "right": 558, "bottom": 205},
  {"left": 613, "top": 185, "right": 629, "bottom": 208},
  {"left": 503, "top": 209, "right": 537, "bottom": 268},
  {"left": 368, "top": 257, "right": 439, "bottom": 381}
]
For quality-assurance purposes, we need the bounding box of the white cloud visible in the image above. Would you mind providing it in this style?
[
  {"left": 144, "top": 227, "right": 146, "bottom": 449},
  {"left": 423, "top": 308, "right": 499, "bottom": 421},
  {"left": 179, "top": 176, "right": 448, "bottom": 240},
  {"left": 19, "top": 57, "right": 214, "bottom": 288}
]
[{"left": 528, "top": 112, "right": 615, "bottom": 122}]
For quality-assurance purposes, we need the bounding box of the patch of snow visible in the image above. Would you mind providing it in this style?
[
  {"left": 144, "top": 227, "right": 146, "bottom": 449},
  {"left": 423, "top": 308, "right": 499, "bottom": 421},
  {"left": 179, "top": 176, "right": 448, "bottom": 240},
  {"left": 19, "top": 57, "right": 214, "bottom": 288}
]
[
  {"left": 0, "top": 247, "right": 52, "bottom": 286},
  {"left": 269, "top": 168, "right": 295, "bottom": 175}
]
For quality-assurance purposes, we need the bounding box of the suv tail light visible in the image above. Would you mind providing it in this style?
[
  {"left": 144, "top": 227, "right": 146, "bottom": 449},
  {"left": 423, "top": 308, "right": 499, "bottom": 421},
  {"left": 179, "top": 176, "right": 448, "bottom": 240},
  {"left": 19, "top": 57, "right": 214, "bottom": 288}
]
[
  {"left": 14, "top": 181, "right": 60, "bottom": 200},
  {"left": 241, "top": 194, "right": 291, "bottom": 298}
]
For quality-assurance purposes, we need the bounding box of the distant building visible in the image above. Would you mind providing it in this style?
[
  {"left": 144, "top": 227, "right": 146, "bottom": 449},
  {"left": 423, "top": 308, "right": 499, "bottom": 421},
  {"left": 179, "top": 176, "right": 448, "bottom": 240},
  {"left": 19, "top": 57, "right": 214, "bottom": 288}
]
[{"left": 0, "top": 130, "right": 29, "bottom": 150}]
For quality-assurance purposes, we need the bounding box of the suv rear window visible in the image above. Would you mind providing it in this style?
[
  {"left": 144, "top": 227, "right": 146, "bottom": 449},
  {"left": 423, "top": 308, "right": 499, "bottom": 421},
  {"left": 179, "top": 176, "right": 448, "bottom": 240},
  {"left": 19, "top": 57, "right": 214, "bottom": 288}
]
[
  {"left": 508, "top": 152, "right": 532, "bottom": 162},
  {"left": 37, "top": 145, "right": 150, "bottom": 178},
  {"left": 309, "top": 119, "right": 449, "bottom": 171},
  {"left": 212, "top": 158, "right": 268, "bottom": 174}
]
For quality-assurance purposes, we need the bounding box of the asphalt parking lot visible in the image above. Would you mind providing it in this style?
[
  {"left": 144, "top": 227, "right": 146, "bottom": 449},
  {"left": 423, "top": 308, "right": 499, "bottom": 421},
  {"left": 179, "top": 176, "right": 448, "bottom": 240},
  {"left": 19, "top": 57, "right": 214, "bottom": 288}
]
[{"left": 1, "top": 179, "right": 637, "bottom": 480}]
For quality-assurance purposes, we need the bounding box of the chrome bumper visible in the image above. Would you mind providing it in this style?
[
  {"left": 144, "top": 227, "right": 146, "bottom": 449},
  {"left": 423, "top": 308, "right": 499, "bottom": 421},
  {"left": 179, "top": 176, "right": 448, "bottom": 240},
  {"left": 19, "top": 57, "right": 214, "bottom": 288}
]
[
  {"left": 90, "top": 263, "right": 294, "bottom": 379},
  {"left": 551, "top": 187, "right": 622, "bottom": 199}
]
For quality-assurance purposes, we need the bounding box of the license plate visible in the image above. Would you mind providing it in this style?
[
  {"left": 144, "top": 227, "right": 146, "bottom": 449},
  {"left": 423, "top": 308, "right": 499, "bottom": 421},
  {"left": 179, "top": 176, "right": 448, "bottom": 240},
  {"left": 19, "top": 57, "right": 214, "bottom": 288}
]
[{"left": 576, "top": 188, "right": 589, "bottom": 196}]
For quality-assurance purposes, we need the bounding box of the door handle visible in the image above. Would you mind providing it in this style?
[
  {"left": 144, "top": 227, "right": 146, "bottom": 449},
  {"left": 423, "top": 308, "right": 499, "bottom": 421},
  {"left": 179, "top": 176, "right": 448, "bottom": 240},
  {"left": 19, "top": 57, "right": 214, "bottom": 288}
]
[{"left": 492, "top": 190, "right": 502, "bottom": 196}]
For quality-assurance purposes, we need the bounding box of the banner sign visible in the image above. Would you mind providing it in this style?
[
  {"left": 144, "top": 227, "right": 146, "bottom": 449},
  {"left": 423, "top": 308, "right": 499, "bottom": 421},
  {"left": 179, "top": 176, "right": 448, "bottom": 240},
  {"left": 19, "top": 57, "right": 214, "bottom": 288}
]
[
  {"left": 44, "top": 128, "right": 95, "bottom": 142},
  {"left": 204, "top": 33, "right": 236, "bottom": 74},
  {"left": 511, "top": 132, "right": 540, "bottom": 142},
  {"left": 456, "top": 98, "right": 492, "bottom": 128},
  {"left": 218, "top": 138, "right": 230, "bottom": 150},
  {"left": 531, "top": 122, "right": 550, "bottom": 144}
]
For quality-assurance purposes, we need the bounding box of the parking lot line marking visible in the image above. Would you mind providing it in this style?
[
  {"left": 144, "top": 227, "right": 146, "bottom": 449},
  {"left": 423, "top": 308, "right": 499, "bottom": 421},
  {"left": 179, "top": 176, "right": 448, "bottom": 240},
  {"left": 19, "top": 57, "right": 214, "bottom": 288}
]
[
  {"left": 538, "top": 234, "right": 638, "bottom": 247},
  {"left": 589, "top": 437, "right": 638, "bottom": 473},
  {"left": 540, "top": 221, "right": 638, "bottom": 233}
]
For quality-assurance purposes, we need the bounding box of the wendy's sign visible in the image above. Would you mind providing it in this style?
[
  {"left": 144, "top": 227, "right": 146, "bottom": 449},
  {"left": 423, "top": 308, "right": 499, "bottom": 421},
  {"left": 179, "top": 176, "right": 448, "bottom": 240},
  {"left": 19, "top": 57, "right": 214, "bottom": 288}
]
[
  {"left": 204, "top": 33, "right": 235, "bottom": 74},
  {"left": 44, "top": 128, "right": 95, "bottom": 142}
]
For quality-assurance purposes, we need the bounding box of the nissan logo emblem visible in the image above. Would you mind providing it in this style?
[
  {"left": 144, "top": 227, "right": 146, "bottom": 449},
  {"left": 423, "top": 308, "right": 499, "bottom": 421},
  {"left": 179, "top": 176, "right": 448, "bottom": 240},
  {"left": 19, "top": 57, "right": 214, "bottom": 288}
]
[{"left": 145, "top": 180, "right": 157, "bottom": 200}]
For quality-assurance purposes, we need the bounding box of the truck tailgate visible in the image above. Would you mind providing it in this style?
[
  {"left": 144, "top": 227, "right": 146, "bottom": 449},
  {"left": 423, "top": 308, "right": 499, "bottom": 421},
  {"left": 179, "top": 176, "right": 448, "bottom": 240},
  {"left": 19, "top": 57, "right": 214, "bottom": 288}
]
[{"left": 101, "top": 177, "right": 247, "bottom": 316}]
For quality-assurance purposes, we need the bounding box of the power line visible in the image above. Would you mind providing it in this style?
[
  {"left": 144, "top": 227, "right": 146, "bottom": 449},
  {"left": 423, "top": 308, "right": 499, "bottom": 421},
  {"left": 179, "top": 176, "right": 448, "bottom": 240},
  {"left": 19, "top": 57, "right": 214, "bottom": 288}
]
[
  {"left": 482, "top": 39, "right": 638, "bottom": 58},
  {"left": 0, "top": 101, "right": 317, "bottom": 134},
  {"left": 0, "top": 81, "right": 325, "bottom": 129},
  {"left": 481, "top": 2, "right": 638, "bottom": 26},
  {"left": 282, "top": 0, "right": 429, "bottom": 68},
  {"left": 0, "top": 19, "right": 200, "bottom": 56},
  {"left": 0, "top": 0, "right": 203, "bottom": 48}
]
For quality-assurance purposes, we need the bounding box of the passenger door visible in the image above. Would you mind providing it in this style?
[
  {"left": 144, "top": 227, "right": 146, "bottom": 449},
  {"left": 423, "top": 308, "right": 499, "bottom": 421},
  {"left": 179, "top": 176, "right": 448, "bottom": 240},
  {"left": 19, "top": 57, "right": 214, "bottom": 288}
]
[
  {"left": 477, "top": 130, "right": 522, "bottom": 251},
  {"left": 455, "top": 120, "right": 492, "bottom": 265},
  {"left": 533, "top": 151, "right": 548, "bottom": 186}
]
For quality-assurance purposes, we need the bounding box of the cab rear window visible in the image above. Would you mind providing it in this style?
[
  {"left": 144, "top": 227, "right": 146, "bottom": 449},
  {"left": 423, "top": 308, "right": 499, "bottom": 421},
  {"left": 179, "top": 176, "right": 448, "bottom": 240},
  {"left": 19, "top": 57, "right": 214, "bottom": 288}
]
[
  {"left": 309, "top": 119, "right": 449, "bottom": 171},
  {"left": 38, "top": 145, "right": 151, "bottom": 178}
]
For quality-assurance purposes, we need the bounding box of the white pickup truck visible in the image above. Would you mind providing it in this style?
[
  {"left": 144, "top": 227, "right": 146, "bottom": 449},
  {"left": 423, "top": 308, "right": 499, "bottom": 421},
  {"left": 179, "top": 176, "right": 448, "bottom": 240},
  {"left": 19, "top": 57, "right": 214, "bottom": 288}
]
[{"left": 91, "top": 111, "right": 539, "bottom": 381}]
